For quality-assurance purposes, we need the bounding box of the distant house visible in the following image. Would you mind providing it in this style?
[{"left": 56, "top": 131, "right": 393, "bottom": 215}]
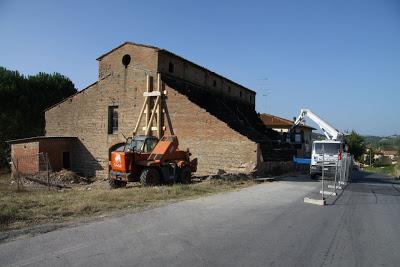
[
  {"left": 380, "top": 150, "right": 398, "bottom": 161},
  {"left": 259, "top": 113, "right": 315, "bottom": 157},
  {"left": 363, "top": 149, "right": 398, "bottom": 166}
]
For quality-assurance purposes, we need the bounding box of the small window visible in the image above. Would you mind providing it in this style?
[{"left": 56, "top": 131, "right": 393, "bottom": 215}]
[
  {"left": 240, "top": 91, "right": 242, "bottom": 98},
  {"left": 228, "top": 86, "right": 231, "bottom": 93},
  {"left": 108, "top": 106, "right": 119, "bottom": 134},
  {"left": 168, "top": 62, "right": 174, "bottom": 73},
  {"left": 249, "top": 95, "right": 252, "bottom": 101},
  {"left": 213, "top": 80, "right": 216, "bottom": 87}
]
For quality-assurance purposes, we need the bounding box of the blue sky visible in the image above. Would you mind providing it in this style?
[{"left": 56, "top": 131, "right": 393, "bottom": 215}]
[{"left": 1, "top": 0, "right": 399, "bottom": 136}]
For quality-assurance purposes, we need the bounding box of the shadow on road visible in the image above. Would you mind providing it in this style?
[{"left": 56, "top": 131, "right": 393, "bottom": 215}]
[
  {"left": 276, "top": 175, "right": 318, "bottom": 183},
  {"left": 351, "top": 170, "right": 400, "bottom": 185},
  {"left": 331, "top": 171, "right": 400, "bottom": 205}
]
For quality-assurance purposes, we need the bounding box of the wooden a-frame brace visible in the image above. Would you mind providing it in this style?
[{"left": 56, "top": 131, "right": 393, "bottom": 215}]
[{"left": 133, "top": 73, "right": 174, "bottom": 139}]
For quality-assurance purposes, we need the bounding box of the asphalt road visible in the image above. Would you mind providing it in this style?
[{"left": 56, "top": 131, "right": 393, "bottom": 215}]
[{"left": 1, "top": 171, "right": 400, "bottom": 267}]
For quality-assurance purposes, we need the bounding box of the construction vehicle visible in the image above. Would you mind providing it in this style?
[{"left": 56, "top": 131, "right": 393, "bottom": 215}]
[
  {"left": 109, "top": 135, "right": 197, "bottom": 188},
  {"left": 108, "top": 74, "right": 197, "bottom": 188},
  {"left": 291, "top": 109, "right": 346, "bottom": 178}
]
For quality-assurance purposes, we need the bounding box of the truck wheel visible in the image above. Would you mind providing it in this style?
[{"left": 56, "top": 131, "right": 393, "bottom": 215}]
[
  {"left": 140, "top": 168, "right": 161, "bottom": 186},
  {"left": 180, "top": 167, "right": 192, "bottom": 184},
  {"left": 109, "top": 179, "right": 127, "bottom": 189},
  {"left": 310, "top": 174, "right": 317, "bottom": 180}
]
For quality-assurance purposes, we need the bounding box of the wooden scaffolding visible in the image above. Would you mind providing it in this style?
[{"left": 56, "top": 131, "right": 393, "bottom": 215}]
[{"left": 133, "top": 73, "right": 174, "bottom": 139}]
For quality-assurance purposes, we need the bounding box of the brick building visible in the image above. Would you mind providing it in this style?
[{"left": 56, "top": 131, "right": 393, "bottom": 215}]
[
  {"left": 13, "top": 42, "right": 293, "bottom": 178},
  {"left": 259, "top": 113, "right": 315, "bottom": 157},
  {"left": 7, "top": 137, "right": 76, "bottom": 174}
]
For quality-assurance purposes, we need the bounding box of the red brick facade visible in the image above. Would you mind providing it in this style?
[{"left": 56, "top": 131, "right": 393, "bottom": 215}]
[{"left": 44, "top": 42, "right": 285, "bottom": 178}]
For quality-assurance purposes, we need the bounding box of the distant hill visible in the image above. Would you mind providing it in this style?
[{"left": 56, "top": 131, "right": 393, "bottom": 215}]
[
  {"left": 363, "top": 135, "right": 400, "bottom": 152},
  {"left": 311, "top": 132, "right": 326, "bottom": 141},
  {"left": 312, "top": 133, "right": 399, "bottom": 154}
]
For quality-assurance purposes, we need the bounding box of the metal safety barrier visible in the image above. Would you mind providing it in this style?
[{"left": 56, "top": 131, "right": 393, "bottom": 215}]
[{"left": 304, "top": 146, "right": 353, "bottom": 206}]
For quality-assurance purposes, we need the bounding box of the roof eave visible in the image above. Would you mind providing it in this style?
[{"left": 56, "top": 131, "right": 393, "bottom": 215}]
[{"left": 6, "top": 136, "right": 77, "bottom": 144}]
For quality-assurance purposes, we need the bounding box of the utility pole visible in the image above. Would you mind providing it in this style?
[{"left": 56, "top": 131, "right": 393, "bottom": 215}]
[{"left": 370, "top": 148, "right": 372, "bottom": 166}]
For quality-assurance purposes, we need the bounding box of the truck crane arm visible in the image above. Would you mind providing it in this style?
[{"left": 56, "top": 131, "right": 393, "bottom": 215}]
[{"left": 291, "top": 109, "right": 342, "bottom": 140}]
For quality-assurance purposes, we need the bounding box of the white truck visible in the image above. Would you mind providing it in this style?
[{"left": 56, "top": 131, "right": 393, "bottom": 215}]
[{"left": 292, "top": 109, "right": 345, "bottom": 179}]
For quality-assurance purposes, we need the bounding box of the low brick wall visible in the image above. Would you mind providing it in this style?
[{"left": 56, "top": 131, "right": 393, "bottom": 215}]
[{"left": 257, "top": 161, "right": 309, "bottom": 177}]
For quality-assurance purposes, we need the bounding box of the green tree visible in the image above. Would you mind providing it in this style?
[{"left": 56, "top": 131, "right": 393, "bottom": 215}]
[
  {"left": 0, "top": 67, "right": 77, "bottom": 168},
  {"left": 345, "top": 130, "right": 366, "bottom": 161}
]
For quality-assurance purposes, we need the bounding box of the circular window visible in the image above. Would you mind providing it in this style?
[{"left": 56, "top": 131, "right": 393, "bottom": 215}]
[{"left": 122, "top": 54, "right": 131, "bottom": 67}]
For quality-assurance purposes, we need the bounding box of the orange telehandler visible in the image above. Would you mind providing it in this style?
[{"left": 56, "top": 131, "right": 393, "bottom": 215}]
[{"left": 109, "top": 135, "right": 197, "bottom": 188}]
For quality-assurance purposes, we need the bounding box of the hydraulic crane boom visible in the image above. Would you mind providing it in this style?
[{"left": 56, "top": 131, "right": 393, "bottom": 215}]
[{"left": 292, "top": 109, "right": 342, "bottom": 140}]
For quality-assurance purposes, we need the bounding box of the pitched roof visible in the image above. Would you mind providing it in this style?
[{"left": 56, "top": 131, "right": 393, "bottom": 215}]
[
  {"left": 259, "top": 113, "right": 315, "bottom": 130},
  {"left": 96, "top": 42, "right": 255, "bottom": 95},
  {"left": 6, "top": 136, "right": 77, "bottom": 144}
]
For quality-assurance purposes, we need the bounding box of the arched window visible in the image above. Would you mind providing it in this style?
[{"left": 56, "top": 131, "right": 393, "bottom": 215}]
[{"left": 122, "top": 54, "right": 131, "bottom": 67}]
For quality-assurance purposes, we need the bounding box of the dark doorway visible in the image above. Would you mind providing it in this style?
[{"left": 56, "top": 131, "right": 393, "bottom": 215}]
[{"left": 63, "top": 151, "right": 71, "bottom": 169}]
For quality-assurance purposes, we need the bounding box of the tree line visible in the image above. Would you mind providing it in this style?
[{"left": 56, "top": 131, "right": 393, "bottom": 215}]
[{"left": 0, "top": 66, "right": 77, "bottom": 167}]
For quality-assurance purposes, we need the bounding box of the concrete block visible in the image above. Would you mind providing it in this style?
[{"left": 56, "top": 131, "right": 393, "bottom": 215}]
[
  {"left": 304, "top": 197, "right": 325, "bottom": 206},
  {"left": 328, "top": 185, "right": 342, "bottom": 190},
  {"left": 320, "top": 190, "right": 337, "bottom": 196}
]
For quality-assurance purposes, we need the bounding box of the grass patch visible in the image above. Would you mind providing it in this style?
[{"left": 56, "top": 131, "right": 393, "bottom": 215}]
[
  {"left": 364, "top": 164, "right": 397, "bottom": 176},
  {"left": 0, "top": 173, "right": 254, "bottom": 232}
]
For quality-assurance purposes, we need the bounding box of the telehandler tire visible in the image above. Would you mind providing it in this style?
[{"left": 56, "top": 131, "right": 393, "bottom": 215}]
[
  {"left": 179, "top": 167, "right": 192, "bottom": 184},
  {"left": 109, "top": 179, "right": 127, "bottom": 189},
  {"left": 140, "top": 168, "right": 161, "bottom": 186}
]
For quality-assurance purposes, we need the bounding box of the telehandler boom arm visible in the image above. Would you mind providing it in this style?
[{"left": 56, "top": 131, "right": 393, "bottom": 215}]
[{"left": 292, "top": 109, "right": 342, "bottom": 140}]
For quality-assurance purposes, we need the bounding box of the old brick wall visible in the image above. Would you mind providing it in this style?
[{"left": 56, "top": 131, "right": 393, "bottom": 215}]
[
  {"left": 164, "top": 84, "right": 259, "bottom": 175},
  {"left": 11, "top": 142, "right": 39, "bottom": 174},
  {"left": 45, "top": 43, "right": 260, "bottom": 178},
  {"left": 257, "top": 161, "right": 309, "bottom": 176},
  {"left": 45, "top": 81, "right": 105, "bottom": 177},
  {"left": 46, "top": 45, "right": 160, "bottom": 177}
]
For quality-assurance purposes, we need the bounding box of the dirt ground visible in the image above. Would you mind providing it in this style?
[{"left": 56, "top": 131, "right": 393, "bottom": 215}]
[{"left": 0, "top": 171, "right": 255, "bottom": 234}]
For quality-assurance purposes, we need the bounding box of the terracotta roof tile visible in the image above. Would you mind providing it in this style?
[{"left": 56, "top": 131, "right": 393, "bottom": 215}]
[{"left": 259, "top": 113, "right": 315, "bottom": 130}]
